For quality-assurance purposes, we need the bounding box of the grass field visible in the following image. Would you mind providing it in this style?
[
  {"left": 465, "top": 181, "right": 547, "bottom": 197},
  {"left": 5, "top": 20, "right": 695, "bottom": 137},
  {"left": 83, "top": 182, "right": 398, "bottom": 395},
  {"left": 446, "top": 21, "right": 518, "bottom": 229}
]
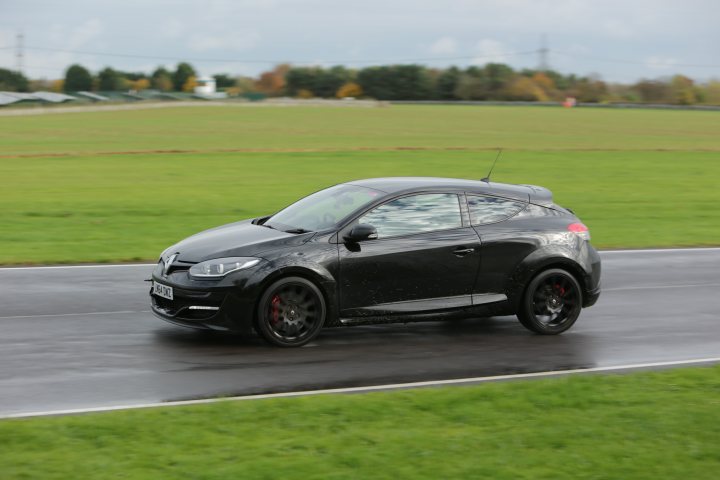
[
  {"left": 1, "top": 104, "right": 719, "bottom": 264},
  {"left": 2, "top": 365, "right": 719, "bottom": 479}
]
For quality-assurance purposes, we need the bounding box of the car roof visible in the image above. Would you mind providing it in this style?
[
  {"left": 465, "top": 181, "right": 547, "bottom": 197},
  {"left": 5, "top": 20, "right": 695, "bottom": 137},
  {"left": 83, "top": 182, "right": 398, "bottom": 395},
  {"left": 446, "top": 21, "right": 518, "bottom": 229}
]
[{"left": 344, "top": 177, "right": 553, "bottom": 204}]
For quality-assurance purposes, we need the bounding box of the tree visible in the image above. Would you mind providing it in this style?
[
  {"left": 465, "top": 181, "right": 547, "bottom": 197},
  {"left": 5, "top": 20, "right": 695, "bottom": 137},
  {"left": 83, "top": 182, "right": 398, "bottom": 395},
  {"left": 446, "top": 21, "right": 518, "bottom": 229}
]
[
  {"left": 97, "top": 67, "right": 122, "bottom": 91},
  {"left": 483, "top": 63, "right": 515, "bottom": 98},
  {"left": 392, "top": 65, "right": 433, "bottom": 100},
  {"left": 0, "top": 68, "right": 29, "bottom": 92},
  {"left": 336, "top": 82, "right": 363, "bottom": 98},
  {"left": 120, "top": 71, "right": 147, "bottom": 81},
  {"left": 255, "top": 64, "right": 290, "bottom": 96},
  {"left": 454, "top": 73, "right": 487, "bottom": 100},
  {"left": 131, "top": 78, "right": 150, "bottom": 91},
  {"left": 703, "top": 80, "right": 720, "bottom": 105},
  {"left": 182, "top": 76, "right": 197, "bottom": 93},
  {"left": 523, "top": 69, "right": 572, "bottom": 91},
  {"left": 670, "top": 75, "right": 696, "bottom": 105},
  {"left": 28, "top": 78, "right": 53, "bottom": 92},
  {"left": 213, "top": 74, "right": 235, "bottom": 89},
  {"left": 284, "top": 66, "right": 351, "bottom": 97},
  {"left": 151, "top": 67, "right": 173, "bottom": 91},
  {"left": 285, "top": 67, "right": 318, "bottom": 96},
  {"left": 357, "top": 65, "right": 432, "bottom": 100},
  {"left": 454, "top": 65, "right": 497, "bottom": 100},
  {"left": 435, "top": 67, "right": 461, "bottom": 100},
  {"left": 255, "top": 71, "right": 285, "bottom": 95},
  {"left": 531, "top": 72, "right": 556, "bottom": 99},
  {"left": 570, "top": 76, "right": 608, "bottom": 103},
  {"left": 234, "top": 76, "right": 257, "bottom": 93},
  {"left": 544, "top": 69, "right": 572, "bottom": 90},
  {"left": 633, "top": 79, "right": 671, "bottom": 103},
  {"left": 504, "top": 76, "right": 547, "bottom": 101},
  {"left": 607, "top": 82, "right": 639, "bottom": 102},
  {"left": 357, "top": 67, "right": 390, "bottom": 99},
  {"left": 296, "top": 88, "right": 314, "bottom": 99},
  {"left": 173, "top": 62, "right": 196, "bottom": 91},
  {"left": 64, "top": 64, "right": 93, "bottom": 91},
  {"left": 314, "top": 66, "right": 352, "bottom": 97}
]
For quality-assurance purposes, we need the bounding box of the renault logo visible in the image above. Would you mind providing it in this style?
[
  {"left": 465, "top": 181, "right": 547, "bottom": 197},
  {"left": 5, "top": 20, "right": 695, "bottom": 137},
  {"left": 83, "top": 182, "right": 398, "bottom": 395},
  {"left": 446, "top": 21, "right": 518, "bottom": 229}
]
[{"left": 163, "top": 253, "right": 178, "bottom": 277}]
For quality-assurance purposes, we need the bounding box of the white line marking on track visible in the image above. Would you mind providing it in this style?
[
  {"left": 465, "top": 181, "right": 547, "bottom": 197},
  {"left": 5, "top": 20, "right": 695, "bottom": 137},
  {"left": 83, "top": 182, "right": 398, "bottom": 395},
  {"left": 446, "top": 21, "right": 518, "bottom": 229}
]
[
  {"left": 3, "top": 356, "right": 719, "bottom": 419},
  {"left": 604, "top": 283, "right": 720, "bottom": 292},
  {"left": 0, "top": 264, "right": 154, "bottom": 271},
  {"left": 0, "top": 247, "right": 719, "bottom": 271},
  {"left": 600, "top": 247, "right": 720, "bottom": 254},
  {"left": 0, "top": 310, "right": 151, "bottom": 320}
]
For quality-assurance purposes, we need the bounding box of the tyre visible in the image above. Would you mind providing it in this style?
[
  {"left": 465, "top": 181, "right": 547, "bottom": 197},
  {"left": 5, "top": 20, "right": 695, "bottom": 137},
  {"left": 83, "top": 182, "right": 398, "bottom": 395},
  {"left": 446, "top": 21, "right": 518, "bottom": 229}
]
[
  {"left": 255, "top": 276, "right": 326, "bottom": 347},
  {"left": 517, "top": 268, "right": 583, "bottom": 335}
]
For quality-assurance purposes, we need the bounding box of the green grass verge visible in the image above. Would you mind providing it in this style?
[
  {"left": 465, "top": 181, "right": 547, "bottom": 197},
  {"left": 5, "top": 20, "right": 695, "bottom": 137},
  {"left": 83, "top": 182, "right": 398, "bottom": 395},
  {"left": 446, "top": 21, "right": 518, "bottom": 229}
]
[
  {"left": 1, "top": 105, "right": 719, "bottom": 264},
  {"left": 2, "top": 365, "right": 719, "bottom": 479}
]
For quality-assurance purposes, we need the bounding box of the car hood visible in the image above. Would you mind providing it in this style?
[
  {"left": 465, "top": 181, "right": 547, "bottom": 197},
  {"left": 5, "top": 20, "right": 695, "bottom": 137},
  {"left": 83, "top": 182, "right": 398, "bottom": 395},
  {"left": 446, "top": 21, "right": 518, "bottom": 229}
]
[{"left": 167, "top": 219, "right": 311, "bottom": 263}]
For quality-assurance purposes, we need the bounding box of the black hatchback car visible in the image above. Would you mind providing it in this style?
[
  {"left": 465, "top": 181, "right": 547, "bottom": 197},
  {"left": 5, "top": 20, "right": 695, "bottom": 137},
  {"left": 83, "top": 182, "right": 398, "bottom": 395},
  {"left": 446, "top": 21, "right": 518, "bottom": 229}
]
[{"left": 150, "top": 177, "right": 601, "bottom": 347}]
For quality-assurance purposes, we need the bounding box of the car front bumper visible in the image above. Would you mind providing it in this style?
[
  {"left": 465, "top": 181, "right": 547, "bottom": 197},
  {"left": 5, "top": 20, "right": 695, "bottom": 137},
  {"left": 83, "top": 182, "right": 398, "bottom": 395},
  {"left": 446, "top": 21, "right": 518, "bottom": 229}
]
[
  {"left": 582, "top": 244, "right": 602, "bottom": 308},
  {"left": 149, "top": 264, "right": 257, "bottom": 333}
]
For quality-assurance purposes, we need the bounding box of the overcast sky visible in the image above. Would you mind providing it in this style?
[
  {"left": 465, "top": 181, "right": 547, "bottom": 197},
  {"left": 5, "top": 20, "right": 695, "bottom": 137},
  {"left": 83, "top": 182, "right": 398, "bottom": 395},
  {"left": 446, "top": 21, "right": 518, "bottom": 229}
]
[{"left": 1, "top": 0, "right": 718, "bottom": 83}]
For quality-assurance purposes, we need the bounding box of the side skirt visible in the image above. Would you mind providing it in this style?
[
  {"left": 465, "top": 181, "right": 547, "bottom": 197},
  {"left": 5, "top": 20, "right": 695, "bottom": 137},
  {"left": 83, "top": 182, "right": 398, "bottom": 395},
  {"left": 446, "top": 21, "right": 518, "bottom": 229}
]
[{"left": 337, "top": 298, "right": 512, "bottom": 327}]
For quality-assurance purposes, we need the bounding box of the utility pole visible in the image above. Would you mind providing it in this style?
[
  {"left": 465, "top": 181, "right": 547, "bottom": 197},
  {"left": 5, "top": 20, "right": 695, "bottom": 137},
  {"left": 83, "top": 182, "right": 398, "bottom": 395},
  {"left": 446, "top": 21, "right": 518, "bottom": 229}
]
[
  {"left": 16, "top": 32, "right": 24, "bottom": 74},
  {"left": 538, "top": 34, "right": 549, "bottom": 71}
]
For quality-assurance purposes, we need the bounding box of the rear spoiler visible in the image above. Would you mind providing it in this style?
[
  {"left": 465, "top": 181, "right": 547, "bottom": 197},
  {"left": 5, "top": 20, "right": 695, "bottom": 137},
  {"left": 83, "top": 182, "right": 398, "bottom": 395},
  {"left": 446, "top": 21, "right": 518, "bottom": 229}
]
[{"left": 520, "top": 184, "right": 554, "bottom": 206}]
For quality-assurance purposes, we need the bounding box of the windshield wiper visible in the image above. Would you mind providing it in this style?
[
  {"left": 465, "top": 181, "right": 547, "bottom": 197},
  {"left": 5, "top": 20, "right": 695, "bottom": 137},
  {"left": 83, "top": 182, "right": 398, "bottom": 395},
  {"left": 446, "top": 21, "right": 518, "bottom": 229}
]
[{"left": 284, "top": 228, "right": 313, "bottom": 234}]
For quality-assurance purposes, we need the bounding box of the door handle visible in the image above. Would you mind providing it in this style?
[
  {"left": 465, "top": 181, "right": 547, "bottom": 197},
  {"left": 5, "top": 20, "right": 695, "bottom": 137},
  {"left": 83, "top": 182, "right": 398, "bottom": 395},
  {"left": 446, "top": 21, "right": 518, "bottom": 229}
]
[{"left": 453, "top": 247, "right": 475, "bottom": 257}]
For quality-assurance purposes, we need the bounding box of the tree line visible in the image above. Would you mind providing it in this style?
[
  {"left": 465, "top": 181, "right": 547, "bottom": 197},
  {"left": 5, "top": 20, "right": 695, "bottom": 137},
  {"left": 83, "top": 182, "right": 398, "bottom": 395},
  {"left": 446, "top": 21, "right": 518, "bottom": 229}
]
[{"left": 1, "top": 62, "right": 719, "bottom": 105}]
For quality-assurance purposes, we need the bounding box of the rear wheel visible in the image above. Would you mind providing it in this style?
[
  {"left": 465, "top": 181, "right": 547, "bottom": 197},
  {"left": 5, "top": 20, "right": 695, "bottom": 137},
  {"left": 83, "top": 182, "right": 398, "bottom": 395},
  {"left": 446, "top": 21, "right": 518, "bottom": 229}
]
[
  {"left": 517, "top": 268, "right": 582, "bottom": 335},
  {"left": 255, "top": 277, "right": 326, "bottom": 347}
]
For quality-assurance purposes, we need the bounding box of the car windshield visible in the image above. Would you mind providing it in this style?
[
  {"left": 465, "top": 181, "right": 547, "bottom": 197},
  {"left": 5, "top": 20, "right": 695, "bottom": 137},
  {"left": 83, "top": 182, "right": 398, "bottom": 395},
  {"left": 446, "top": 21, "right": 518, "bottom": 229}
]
[{"left": 265, "top": 184, "right": 384, "bottom": 233}]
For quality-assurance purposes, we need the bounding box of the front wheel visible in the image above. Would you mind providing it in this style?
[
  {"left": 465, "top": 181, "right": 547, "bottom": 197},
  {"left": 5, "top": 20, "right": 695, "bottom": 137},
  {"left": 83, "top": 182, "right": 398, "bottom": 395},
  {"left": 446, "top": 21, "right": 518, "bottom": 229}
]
[
  {"left": 517, "top": 268, "right": 583, "bottom": 335},
  {"left": 255, "top": 277, "right": 326, "bottom": 347}
]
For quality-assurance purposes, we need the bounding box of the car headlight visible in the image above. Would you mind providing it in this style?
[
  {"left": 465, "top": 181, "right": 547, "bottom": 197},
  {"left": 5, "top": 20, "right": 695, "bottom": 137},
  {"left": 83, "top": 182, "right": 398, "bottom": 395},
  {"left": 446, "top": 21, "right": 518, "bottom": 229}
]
[{"left": 189, "top": 257, "right": 261, "bottom": 278}]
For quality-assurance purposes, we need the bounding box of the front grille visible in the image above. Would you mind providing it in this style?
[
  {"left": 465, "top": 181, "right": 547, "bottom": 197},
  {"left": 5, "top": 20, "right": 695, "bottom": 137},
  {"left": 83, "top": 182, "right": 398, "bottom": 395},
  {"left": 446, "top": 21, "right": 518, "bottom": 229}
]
[
  {"left": 151, "top": 287, "right": 224, "bottom": 321},
  {"left": 155, "top": 259, "right": 195, "bottom": 276},
  {"left": 166, "top": 261, "right": 193, "bottom": 275}
]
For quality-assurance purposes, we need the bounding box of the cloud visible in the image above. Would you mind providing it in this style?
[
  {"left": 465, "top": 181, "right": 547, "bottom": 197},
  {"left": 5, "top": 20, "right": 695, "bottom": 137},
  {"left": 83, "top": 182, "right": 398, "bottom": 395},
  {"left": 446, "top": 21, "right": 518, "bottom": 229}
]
[
  {"left": 429, "top": 37, "right": 458, "bottom": 55},
  {"left": 67, "top": 18, "right": 103, "bottom": 49},
  {"left": 160, "top": 18, "right": 184, "bottom": 40},
  {"left": 0, "top": 29, "right": 14, "bottom": 71},
  {"left": 644, "top": 55, "right": 678, "bottom": 70},
  {"left": 15, "top": 19, "right": 106, "bottom": 78},
  {"left": 601, "top": 19, "right": 635, "bottom": 39},
  {"left": 188, "top": 31, "right": 260, "bottom": 52},
  {"left": 0, "top": 29, "right": 13, "bottom": 49},
  {"left": 3, "top": 0, "right": 718, "bottom": 81},
  {"left": 472, "top": 39, "right": 512, "bottom": 64}
]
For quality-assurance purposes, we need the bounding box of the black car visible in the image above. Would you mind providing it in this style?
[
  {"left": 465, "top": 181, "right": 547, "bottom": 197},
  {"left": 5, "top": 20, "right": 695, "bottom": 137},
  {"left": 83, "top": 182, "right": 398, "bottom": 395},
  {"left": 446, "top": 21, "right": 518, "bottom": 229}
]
[{"left": 150, "top": 177, "right": 601, "bottom": 347}]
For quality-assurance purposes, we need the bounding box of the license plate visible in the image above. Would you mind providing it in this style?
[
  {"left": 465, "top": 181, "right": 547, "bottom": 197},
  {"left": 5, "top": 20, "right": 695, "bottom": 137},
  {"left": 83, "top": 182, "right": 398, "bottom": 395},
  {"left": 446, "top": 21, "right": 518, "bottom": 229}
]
[{"left": 153, "top": 282, "right": 173, "bottom": 300}]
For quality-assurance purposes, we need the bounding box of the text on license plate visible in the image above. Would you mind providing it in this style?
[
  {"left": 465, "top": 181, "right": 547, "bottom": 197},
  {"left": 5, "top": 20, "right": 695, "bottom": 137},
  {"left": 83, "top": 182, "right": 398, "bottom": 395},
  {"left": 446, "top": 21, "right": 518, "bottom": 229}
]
[{"left": 153, "top": 282, "right": 173, "bottom": 300}]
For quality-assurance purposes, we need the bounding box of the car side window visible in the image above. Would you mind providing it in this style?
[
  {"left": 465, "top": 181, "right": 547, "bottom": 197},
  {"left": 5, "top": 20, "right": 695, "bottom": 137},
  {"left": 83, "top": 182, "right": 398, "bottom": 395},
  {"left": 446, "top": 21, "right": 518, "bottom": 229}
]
[
  {"left": 358, "top": 193, "right": 462, "bottom": 238},
  {"left": 467, "top": 195, "right": 526, "bottom": 225}
]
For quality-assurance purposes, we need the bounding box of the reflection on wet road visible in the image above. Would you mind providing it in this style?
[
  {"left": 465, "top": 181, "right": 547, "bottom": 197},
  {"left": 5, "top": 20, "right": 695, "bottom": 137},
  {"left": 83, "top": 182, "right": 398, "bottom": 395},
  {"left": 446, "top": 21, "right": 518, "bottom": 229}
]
[{"left": 0, "top": 248, "right": 718, "bottom": 416}]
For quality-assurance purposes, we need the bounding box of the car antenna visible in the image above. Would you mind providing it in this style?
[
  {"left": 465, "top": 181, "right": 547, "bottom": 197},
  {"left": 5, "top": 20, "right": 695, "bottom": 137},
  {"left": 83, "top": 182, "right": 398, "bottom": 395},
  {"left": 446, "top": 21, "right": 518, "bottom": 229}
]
[{"left": 481, "top": 148, "right": 503, "bottom": 183}]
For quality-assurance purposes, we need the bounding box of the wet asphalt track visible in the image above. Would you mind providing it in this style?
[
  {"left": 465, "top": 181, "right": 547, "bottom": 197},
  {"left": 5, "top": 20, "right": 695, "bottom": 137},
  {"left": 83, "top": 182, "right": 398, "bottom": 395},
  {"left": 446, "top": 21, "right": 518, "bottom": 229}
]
[{"left": 1, "top": 248, "right": 719, "bottom": 417}]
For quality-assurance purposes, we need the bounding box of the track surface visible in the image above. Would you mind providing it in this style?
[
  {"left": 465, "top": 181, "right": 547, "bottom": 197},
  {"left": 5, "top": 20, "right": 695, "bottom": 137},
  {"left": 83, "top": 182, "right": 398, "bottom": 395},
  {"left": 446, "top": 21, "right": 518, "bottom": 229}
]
[{"left": 1, "top": 249, "right": 718, "bottom": 416}]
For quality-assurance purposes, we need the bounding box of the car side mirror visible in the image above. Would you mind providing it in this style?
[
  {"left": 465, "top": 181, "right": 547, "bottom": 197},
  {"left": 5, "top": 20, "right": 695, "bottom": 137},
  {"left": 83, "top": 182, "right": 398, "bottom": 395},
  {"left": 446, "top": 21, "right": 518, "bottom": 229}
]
[{"left": 344, "top": 224, "right": 378, "bottom": 242}]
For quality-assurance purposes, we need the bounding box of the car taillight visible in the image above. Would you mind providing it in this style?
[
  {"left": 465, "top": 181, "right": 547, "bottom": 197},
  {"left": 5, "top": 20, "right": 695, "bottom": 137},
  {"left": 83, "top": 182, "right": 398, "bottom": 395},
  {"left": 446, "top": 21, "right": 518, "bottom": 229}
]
[{"left": 568, "top": 222, "right": 590, "bottom": 241}]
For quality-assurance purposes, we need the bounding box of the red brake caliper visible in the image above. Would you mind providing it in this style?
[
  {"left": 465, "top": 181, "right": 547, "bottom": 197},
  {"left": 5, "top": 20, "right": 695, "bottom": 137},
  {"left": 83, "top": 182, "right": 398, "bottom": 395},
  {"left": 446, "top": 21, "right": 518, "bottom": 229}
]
[
  {"left": 271, "top": 295, "right": 281, "bottom": 324},
  {"left": 555, "top": 284, "right": 565, "bottom": 297}
]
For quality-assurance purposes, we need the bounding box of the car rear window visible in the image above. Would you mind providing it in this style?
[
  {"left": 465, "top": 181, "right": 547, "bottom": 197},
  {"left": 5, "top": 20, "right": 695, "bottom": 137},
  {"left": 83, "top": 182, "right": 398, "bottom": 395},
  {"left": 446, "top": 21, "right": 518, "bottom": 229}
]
[{"left": 467, "top": 195, "right": 526, "bottom": 225}]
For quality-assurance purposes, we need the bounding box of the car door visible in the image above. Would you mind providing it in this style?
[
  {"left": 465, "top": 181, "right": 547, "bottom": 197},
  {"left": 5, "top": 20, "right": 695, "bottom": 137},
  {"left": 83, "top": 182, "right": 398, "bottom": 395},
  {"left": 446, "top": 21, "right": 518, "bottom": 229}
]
[{"left": 338, "top": 192, "right": 481, "bottom": 317}]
